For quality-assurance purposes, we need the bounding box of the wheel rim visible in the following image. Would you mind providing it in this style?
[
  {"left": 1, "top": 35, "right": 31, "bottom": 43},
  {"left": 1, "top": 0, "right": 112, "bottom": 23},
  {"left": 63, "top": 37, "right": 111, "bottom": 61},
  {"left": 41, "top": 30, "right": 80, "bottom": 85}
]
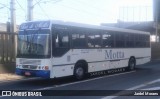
[{"left": 129, "top": 60, "right": 135, "bottom": 70}]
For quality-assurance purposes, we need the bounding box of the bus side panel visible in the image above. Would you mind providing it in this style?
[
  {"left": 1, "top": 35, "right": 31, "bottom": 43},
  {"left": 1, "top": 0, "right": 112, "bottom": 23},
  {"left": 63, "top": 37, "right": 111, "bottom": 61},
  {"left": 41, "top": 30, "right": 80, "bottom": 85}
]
[
  {"left": 51, "top": 48, "right": 151, "bottom": 78},
  {"left": 51, "top": 65, "right": 74, "bottom": 78},
  {"left": 130, "top": 48, "right": 151, "bottom": 65}
]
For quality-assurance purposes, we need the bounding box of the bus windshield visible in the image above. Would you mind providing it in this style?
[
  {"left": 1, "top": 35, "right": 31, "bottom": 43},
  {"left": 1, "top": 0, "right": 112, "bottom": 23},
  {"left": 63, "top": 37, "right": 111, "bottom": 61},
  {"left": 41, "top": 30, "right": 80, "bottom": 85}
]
[{"left": 17, "top": 29, "right": 51, "bottom": 58}]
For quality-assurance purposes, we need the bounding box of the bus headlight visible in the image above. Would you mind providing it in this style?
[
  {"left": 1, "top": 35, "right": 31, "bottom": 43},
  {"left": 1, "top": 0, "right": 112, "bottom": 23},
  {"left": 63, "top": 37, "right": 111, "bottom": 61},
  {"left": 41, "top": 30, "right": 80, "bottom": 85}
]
[
  {"left": 16, "top": 65, "right": 22, "bottom": 68},
  {"left": 44, "top": 66, "right": 49, "bottom": 70},
  {"left": 41, "top": 66, "right": 49, "bottom": 70}
]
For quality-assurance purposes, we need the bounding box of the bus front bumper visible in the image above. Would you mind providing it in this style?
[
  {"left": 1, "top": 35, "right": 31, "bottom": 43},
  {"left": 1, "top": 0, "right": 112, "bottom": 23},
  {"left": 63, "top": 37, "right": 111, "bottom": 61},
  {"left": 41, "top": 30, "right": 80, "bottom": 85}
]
[{"left": 15, "top": 68, "right": 50, "bottom": 78}]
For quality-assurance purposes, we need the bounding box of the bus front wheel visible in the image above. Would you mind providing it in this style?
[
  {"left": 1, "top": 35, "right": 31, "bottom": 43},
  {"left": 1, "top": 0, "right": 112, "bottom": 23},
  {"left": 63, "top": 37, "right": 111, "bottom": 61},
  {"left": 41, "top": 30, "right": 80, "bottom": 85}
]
[
  {"left": 74, "top": 63, "right": 85, "bottom": 80},
  {"left": 128, "top": 58, "right": 136, "bottom": 71}
]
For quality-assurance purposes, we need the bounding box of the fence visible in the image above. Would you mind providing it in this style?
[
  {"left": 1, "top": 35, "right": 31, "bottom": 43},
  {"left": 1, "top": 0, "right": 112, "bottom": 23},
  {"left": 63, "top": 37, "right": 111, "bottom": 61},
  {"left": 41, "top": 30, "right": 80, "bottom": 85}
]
[{"left": 0, "top": 32, "right": 17, "bottom": 73}]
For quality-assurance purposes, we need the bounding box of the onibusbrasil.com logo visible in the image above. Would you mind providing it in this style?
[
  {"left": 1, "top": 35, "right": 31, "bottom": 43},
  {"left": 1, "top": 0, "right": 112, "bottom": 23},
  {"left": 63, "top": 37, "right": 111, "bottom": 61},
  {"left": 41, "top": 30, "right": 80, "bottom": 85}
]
[{"left": 1, "top": 91, "right": 42, "bottom": 96}]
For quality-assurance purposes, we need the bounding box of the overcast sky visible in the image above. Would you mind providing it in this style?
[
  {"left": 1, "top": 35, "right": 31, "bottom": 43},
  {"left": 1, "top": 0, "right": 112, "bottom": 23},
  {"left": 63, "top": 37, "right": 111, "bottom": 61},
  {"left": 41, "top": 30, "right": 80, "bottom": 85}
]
[{"left": 0, "top": 0, "right": 153, "bottom": 25}]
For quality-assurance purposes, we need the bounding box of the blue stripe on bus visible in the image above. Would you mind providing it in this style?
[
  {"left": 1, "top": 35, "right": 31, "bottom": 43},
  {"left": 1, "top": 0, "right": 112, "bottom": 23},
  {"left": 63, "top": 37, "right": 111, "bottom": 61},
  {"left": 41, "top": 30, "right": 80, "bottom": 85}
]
[{"left": 15, "top": 68, "right": 50, "bottom": 78}]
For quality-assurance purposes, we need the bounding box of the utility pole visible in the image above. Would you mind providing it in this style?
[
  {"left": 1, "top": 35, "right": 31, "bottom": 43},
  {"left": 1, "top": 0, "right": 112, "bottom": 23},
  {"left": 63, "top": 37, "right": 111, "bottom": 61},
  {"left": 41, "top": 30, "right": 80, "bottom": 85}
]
[
  {"left": 27, "top": 0, "right": 33, "bottom": 21},
  {"left": 10, "top": 0, "right": 16, "bottom": 33},
  {"left": 155, "top": 11, "right": 158, "bottom": 42},
  {"left": 154, "top": 0, "right": 159, "bottom": 42},
  {"left": 10, "top": 0, "right": 17, "bottom": 61}
]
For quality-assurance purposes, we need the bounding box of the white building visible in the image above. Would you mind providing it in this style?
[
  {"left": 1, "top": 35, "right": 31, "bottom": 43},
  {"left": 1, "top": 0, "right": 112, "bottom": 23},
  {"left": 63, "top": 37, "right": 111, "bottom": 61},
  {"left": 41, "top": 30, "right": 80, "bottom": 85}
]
[
  {"left": 0, "top": 23, "right": 7, "bottom": 32},
  {"left": 0, "top": 23, "right": 19, "bottom": 32}
]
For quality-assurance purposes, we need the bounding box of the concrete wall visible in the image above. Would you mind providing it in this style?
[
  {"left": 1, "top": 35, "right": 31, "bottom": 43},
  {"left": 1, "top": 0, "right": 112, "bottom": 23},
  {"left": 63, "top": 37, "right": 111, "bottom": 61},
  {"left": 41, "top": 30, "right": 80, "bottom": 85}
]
[{"left": 151, "top": 42, "right": 160, "bottom": 60}]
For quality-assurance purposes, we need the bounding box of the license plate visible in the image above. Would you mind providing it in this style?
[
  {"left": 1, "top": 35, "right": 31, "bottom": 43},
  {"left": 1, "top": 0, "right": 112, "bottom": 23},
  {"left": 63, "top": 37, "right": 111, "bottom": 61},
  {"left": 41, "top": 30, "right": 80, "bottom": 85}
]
[{"left": 25, "top": 72, "right": 31, "bottom": 76}]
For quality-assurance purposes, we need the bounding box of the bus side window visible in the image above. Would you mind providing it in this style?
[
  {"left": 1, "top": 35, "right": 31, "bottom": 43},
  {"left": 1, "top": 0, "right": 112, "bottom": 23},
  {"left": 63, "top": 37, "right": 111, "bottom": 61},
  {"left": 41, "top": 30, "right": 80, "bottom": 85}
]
[
  {"left": 55, "top": 32, "right": 69, "bottom": 48},
  {"left": 125, "top": 33, "right": 135, "bottom": 48},
  {"left": 88, "top": 34, "right": 95, "bottom": 48},
  {"left": 135, "top": 34, "right": 141, "bottom": 47},
  {"left": 102, "top": 32, "right": 114, "bottom": 48},
  {"left": 146, "top": 35, "right": 150, "bottom": 47},
  {"left": 72, "top": 33, "right": 87, "bottom": 48},
  {"left": 94, "top": 34, "right": 101, "bottom": 48},
  {"left": 55, "top": 33, "right": 59, "bottom": 47},
  {"left": 52, "top": 29, "right": 70, "bottom": 57},
  {"left": 87, "top": 33, "right": 101, "bottom": 48},
  {"left": 115, "top": 33, "right": 125, "bottom": 48}
]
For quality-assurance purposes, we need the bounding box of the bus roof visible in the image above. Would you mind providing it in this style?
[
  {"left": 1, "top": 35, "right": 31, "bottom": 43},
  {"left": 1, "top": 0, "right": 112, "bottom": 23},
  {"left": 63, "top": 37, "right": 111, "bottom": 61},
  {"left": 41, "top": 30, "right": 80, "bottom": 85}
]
[{"left": 21, "top": 20, "right": 150, "bottom": 35}]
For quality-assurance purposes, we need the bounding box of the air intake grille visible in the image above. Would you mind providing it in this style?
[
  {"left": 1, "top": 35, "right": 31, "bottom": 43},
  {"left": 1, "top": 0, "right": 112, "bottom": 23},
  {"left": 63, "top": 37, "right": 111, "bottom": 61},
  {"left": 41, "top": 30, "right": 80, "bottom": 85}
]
[
  {"left": 20, "top": 59, "right": 41, "bottom": 65},
  {"left": 22, "top": 65, "right": 38, "bottom": 70}
]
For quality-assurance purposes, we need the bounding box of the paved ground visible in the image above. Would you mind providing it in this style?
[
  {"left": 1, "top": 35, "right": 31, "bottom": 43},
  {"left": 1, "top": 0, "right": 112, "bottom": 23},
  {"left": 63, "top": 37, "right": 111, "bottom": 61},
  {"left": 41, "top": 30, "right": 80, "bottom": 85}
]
[
  {"left": 0, "top": 60, "right": 158, "bottom": 82},
  {"left": 0, "top": 60, "right": 160, "bottom": 99},
  {"left": 0, "top": 74, "right": 24, "bottom": 82}
]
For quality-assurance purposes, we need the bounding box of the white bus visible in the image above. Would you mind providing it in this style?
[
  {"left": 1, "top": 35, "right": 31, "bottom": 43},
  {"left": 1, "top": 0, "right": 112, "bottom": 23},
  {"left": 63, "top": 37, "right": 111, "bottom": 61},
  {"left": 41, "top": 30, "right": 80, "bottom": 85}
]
[{"left": 16, "top": 20, "right": 151, "bottom": 79}]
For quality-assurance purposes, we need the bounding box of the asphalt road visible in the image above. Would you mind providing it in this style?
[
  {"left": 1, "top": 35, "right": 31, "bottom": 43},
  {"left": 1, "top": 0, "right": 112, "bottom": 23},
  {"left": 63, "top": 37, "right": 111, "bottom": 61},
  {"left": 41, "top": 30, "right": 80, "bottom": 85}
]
[{"left": 0, "top": 60, "right": 160, "bottom": 99}]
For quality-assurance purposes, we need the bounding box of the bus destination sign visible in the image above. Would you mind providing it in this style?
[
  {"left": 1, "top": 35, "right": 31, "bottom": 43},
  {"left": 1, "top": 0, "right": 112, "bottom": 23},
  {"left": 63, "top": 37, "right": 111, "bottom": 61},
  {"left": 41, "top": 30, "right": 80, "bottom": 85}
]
[{"left": 19, "top": 21, "right": 50, "bottom": 30}]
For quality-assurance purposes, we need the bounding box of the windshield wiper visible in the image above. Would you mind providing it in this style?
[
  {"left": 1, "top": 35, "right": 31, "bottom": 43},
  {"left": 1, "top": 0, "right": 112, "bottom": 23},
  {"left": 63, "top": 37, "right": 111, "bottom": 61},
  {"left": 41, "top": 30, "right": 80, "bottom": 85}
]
[
  {"left": 23, "top": 29, "right": 36, "bottom": 54},
  {"left": 23, "top": 30, "right": 31, "bottom": 53},
  {"left": 29, "top": 29, "right": 41, "bottom": 54}
]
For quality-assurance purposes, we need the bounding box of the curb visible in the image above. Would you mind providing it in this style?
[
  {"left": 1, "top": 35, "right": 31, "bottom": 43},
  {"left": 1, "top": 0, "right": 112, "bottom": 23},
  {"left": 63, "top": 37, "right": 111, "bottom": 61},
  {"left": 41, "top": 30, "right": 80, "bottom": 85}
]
[{"left": 151, "top": 59, "right": 160, "bottom": 61}]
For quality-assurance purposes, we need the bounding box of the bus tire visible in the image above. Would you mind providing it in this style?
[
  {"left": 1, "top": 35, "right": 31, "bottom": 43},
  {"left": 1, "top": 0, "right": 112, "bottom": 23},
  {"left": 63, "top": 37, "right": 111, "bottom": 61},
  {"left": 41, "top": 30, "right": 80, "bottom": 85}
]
[
  {"left": 74, "top": 63, "right": 86, "bottom": 80},
  {"left": 128, "top": 57, "right": 136, "bottom": 71}
]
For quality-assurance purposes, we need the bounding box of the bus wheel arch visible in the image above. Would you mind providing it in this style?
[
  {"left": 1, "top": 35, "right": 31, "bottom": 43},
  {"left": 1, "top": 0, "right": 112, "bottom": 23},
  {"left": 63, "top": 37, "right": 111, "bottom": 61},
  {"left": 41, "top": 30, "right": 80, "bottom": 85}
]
[
  {"left": 128, "top": 56, "right": 136, "bottom": 71},
  {"left": 74, "top": 60, "right": 88, "bottom": 80}
]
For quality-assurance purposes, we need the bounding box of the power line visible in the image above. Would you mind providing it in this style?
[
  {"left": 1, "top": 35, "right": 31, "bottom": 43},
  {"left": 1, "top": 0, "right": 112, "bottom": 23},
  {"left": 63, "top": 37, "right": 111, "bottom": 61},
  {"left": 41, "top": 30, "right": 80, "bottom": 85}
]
[
  {"left": 72, "top": 0, "right": 107, "bottom": 12},
  {"left": 0, "top": 3, "right": 8, "bottom": 7},
  {"left": 54, "top": 3, "right": 105, "bottom": 19},
  {"left": 39, "top": 0, "right": 63, "bottom": 4},
  {"left": 16, "top": 0, "right": 25, "bottom": 12},
  {"left": 36, "top": 0, "right": 50, "bottom": 19},
  {"left": 33, "top": 0, "right": 43, "bottom": 7},
  {"left": 16, "top": 0, "right": 27, "bottom": 20},
  {"left": 0, "top": 5, "right": 7, "bottom": 9},
  {"left": 0, "top": 3, "right": 9, "bottom": 9}
]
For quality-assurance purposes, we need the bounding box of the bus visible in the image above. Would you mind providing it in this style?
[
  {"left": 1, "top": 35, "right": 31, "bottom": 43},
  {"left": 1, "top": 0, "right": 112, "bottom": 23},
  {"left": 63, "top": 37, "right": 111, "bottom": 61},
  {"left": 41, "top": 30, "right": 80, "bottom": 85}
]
[{"left": 16, "top": 20, "right": 151, "bottom": 79}]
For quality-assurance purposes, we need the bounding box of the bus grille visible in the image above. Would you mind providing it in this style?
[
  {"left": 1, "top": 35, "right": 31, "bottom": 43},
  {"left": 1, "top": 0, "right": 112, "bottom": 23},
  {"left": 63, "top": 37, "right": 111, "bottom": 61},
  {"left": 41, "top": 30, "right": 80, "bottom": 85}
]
[
  {"left": 22, "top": 65, "right": 38, "bottom": 70},
  {"left": 20, "top": 59, "right": 41, "bottom": 65}
]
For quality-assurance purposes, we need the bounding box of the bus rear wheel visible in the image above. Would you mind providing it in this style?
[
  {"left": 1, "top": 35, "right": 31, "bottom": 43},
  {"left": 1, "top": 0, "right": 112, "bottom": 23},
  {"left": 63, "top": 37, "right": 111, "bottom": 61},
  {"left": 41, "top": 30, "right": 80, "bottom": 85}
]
[
  {"left": 128, "top": 58, "right": 136, "bottom": 71},
  {"left": 74, "top": 63, "right": 85, "bottom": 80}
]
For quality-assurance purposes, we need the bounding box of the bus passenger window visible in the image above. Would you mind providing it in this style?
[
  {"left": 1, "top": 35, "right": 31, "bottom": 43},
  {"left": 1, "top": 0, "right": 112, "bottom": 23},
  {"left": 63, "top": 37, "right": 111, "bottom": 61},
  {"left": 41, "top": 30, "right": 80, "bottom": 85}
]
[
  {"left": 55, "top": 33, "right": 69, "bottom": 48},
  {"left": 125, "top": 34, "right": 135, "bottom": 48},
  {"left": 87, "top": 34, "right": 101, "bottom": 48},
  {"left": 94, "top": 34, "right": 101, "bottom": 47},
  {"left": 72, "top": 33, "right": 86, "bottom": 48},
  {"left": 102, "top": 33, "right": 114, "bottom": 48},
  {"left": 55, "top": 34, "right": 59, "bottom": 47},
  {"left": 135, "top": 34, "right": 142, "bottom": 47},
  {"left": 115, "top": 33, "right": 125, "bottom": 48},
  {"left": 88, "top": 34, "right": 95, "bottom": 48}
]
